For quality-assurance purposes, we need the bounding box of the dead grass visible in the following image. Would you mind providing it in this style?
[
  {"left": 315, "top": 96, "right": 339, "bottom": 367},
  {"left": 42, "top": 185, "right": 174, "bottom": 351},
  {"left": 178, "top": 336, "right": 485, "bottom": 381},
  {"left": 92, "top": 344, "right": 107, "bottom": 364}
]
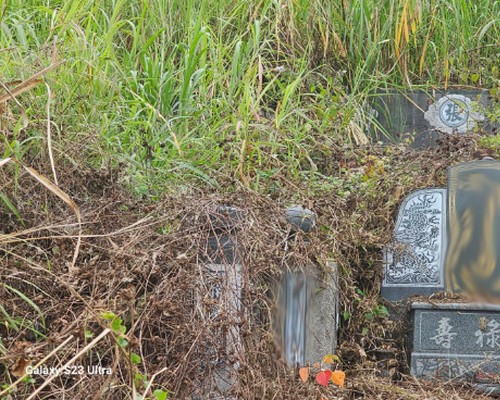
[{"left": 1, "top": 135, "right": 499, "bottom": 399}]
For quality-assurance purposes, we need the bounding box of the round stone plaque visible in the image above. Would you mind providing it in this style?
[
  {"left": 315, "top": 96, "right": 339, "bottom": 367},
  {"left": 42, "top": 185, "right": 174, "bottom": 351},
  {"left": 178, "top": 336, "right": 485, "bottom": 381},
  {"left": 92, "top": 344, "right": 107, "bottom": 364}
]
[
  {"left": 424, "top": 94, "right": 485, "bottom": 134},
  {"left": 438, "top": 98, "right": 468, "bottom": 128}
]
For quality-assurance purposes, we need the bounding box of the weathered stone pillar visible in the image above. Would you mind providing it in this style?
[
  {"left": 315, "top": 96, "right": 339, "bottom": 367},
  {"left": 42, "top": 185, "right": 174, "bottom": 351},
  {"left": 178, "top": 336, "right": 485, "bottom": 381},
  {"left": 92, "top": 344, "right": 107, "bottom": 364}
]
[
  {"left": 193, "top": 206, "right": 243, "bottom": 399},
  {"left": 276, "top": 206, "right": 339, "bottom": 367}
]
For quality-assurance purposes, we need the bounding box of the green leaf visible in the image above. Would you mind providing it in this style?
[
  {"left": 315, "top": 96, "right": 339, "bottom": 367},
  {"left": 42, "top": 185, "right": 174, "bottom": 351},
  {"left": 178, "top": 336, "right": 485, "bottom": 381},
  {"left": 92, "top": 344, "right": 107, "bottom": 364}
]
[
  {"left": 153, "top": 389, "right": 169, "bottom": 400},
  {"left": 130, "top": 352, "right": 141, "bottom": 365},
  {"left": 101, "top": 311, "right": 116, "bottom": 320},
  {"left": 0, "top": 192, "right": 24, "bottom": 225},
  {"left": 471, "top": 73, "right": 480, "bottom": 83},
  {"left": 361, "top": 327, "right": 369, "bottom": 336},
  {"left": 84, "top": 330, "right": 94, "bottom": 339},
  {"left": 134, "top": 373, "right": 146, "bottom": 387},
  {"left": 377, "top": 305, "right": 389, "bottom": 318},
  {"left": 22, "top": 376, "right": 35, "bottom": 384},
  {"left": 3, "top": 284, "right": 44, "bottom": 327},
  {"left": 111, "top": 317, "right": 123, "bottom": 332},
  {"left": 117, "top": 336, "right": 128, "bottom": 348}
]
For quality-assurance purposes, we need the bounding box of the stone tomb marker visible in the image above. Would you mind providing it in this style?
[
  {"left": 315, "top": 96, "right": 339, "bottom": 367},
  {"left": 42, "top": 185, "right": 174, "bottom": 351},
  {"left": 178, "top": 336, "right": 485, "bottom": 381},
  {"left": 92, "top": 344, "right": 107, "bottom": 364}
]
[
  {"left": 192, "top": 206, "right": 243, "bottom": 400},
  {"left": 381, "top": 188, "right": 447, "bottom": 301},
  {"left": 276, "top": 207, "right": 339, "bottom": 367},
  {"left": 369, "top": 90, "right": 493, "bottom": 148},
  {"left": 444, "top": 160, "right": 500, "bottom": 300}
]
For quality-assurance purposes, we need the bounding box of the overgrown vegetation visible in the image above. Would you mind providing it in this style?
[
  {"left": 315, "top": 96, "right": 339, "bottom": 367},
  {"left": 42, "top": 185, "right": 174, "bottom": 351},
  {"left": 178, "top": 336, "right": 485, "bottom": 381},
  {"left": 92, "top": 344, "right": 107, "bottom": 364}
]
[
  {"left": 1, "top": 0, "right": 498, "bottom": 193},
  {"left": 1, "top": 0, "right": 499, "bottom": 399}
]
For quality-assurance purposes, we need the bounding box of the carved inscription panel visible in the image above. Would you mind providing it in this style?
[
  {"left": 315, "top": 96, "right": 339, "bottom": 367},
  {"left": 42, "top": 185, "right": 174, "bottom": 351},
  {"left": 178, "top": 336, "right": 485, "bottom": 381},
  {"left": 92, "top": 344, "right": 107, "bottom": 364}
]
[{"left": 384, "top": 189, "right": 447, "bottom": 287}]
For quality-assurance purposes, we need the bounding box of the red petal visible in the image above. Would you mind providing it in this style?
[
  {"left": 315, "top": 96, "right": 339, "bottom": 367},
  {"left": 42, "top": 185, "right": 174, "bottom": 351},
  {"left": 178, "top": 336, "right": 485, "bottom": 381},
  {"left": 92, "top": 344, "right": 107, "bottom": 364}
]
[{"left": 316, "top": 370, "right": 332, "bottom": 386}]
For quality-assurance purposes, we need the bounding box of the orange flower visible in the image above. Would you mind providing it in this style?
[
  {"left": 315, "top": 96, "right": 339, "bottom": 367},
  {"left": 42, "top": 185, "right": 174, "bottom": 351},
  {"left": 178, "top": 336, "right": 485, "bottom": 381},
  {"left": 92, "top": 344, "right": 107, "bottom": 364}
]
[{"left": 331, "top": 370, "right": 346, "bottom": 387}]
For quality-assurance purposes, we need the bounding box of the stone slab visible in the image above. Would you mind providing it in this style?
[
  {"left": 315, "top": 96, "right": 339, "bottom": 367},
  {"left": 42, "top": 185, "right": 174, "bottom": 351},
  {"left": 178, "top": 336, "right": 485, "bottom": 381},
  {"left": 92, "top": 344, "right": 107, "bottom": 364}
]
[
  {"left": 193, "top": 207, "right": 243, "bottom": 399},
  {"left": 280, "top": 272, "right": 307, "bottom": 366},
  {"left": 194, "top": 262, "right": 242, "bottom": 399},
  {"left": 305, "top": 262, "right": 339, "bottom": 365},
  {"left": 444, "top": 160, "right": 500, "bottom": 300},
  {"left": 411, "top": 355, "right": 500, "bottom": 395},
  {"left": 381, "top": 188, "right": 447, "bottom": 301},
  {"left": 410, "top": 302, "right": 500, "bottom": 393},
  {"left": 369, "top": 89, "right": 496, "bottom": 148},
  {"left": 276, "top": 262, "right": 339, "bottom": 367}
]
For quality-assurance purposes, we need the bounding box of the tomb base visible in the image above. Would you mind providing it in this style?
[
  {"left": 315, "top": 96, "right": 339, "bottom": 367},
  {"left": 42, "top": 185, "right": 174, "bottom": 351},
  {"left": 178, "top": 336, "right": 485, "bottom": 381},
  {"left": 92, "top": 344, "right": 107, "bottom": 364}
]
[{"left": 411, "top": 302, "right": 500, "bottom": 395}]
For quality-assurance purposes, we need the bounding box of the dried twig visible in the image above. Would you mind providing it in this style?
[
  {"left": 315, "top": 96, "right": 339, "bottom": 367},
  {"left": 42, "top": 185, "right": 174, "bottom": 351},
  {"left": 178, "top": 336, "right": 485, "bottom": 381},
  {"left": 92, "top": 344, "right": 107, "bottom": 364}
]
[{"left": 25, "top": 329, "right": 111, "bottom": 400}]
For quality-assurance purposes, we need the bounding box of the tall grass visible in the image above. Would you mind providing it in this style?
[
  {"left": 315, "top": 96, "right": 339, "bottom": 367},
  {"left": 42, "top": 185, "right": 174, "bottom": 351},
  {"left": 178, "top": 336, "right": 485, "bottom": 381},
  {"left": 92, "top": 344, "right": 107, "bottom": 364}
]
[{"left": 0, "top": 0, "right": 498, "bottom": 194}]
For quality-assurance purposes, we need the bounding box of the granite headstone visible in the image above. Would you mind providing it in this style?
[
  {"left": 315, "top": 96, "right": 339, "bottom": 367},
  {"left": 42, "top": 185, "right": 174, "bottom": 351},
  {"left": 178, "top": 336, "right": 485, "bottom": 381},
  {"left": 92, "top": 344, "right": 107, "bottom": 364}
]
[
  {"left": 444, "top": 160, "right": 500, "bottom": 300},
  {"left": 381, "top": 189, "right": 447, "bottom": 301}
]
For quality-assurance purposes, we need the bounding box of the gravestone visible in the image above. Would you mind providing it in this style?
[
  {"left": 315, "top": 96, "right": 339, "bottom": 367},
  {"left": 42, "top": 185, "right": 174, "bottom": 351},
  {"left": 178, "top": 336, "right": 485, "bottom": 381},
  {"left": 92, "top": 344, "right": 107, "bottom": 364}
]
[
  {"left": 369, "top": 90, "right": 495, "bottom": 148},
  {"left": 381, "top": 189, "right": 447, "bottom": 301},
  {"left": 193, "top": 206, "right": 244, "bottom": 400},
  {"left": 382, "top": 160, "right": 500, "bottom": 301},
  {"left": 381, "top": 160, "right": 500, "bottom": 391},
  {"left": 444, "top": 160, "right": 500, "bottom": 300},
  {"left": 304, "top": 262, "right": 339, "bottom": 365},
  {"left": 411, "top": 302, "right": 500, "bottom": 395},
  {"left": 275, "top": 207, "right": 339, "bottom": 367}
]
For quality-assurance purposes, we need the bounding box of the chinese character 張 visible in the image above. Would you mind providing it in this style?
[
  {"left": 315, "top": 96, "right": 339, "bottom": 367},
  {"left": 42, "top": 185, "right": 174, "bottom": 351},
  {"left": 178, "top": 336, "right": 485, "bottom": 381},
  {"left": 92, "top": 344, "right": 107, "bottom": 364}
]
[{"left": 443, "top": 102, "right": 465, "bottom": 124}]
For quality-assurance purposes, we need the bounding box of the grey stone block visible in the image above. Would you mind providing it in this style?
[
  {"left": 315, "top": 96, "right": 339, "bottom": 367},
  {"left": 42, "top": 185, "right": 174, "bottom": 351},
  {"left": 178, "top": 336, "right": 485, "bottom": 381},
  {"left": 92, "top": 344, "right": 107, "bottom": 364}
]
[
  {"left": 410, "top": 302, "right": 500, "bottom": 393},
  {"left": 276, "top": 262, "right": 339, "bottom": 367},
  {"left": 286, "top": 206, "right": 316, "bottom": 233},
  {"left": 305, "top": 262, "right": 339, "bottom": 365}
]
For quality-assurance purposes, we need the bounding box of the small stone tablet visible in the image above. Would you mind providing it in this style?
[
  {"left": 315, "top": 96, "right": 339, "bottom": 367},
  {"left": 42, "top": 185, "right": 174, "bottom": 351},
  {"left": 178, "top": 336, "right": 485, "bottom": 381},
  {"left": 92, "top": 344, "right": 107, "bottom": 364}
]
[
  {"left": 381, "top": 189, "right": 447, "bottom": 301},
  {"left": 369, "top": 90, "right": 494, "bottom": 148},
  {"left": 424, "top": 94, "right": 485, "bottom": 134}
]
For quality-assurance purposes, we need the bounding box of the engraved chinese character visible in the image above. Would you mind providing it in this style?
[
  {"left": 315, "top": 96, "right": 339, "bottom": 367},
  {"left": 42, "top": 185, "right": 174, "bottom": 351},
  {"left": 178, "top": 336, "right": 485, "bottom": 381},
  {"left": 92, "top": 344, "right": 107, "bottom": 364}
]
[
  {"left": 443, "top": 102, "right": 464, "bottom": 123},
  {"left": 430, "top": 317, "right": 457, "bottom": 349},
  {"left": 475, "top": 319, "right": 500, "bottom": 349}
]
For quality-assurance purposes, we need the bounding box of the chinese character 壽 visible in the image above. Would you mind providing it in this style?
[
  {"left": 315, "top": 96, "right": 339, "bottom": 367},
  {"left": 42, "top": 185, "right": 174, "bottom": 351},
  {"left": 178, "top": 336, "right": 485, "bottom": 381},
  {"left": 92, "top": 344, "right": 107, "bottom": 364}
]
[{"left": 430, "top": 317, "right": 457, "bottom": 349}]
